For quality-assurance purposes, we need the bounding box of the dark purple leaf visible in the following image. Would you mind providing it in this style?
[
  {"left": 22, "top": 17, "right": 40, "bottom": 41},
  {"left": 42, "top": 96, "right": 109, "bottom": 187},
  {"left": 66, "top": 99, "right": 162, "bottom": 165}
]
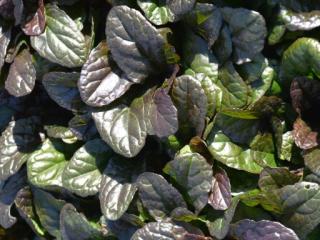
[
  {"left": 5, "top": 49, "right": 36, "bottom": 97},
  {"left": 21, "top": 0, "right": 45, "bottom": 36},
  {"left": 229, "top": 219, "right": 299, "bottom": 240},
  {"left": 293, "top": 118, "right": 318, "bottom": 150},
  {"left": 208, "top": 167, "right": 232, "bottom": 210}
]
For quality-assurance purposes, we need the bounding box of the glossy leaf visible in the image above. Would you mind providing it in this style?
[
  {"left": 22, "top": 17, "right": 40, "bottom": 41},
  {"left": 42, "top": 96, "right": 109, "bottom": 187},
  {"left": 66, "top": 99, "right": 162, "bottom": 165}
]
[
  {"left": 44, "top": 125, "right": 77, "bottom": 144},
  {"left": 33, "top": 188, "right": 65, "bottom": 239},
  {"left": 277, "top": 181, "right": 320, "bottom": 238},
  {"left": 183, "top": 31, "right": 220, "bottom": 118},
  {"left": 138, "top": 0, "right": 195, "bottom": 25},
  {"left": 31, "top": 4, "right": 88, "bottom": 67},
  {"left": 304, "top": 148, "right": 320, "bottom": 176},
  {"left": 99, "top": 156, "right": 144, "bottom": 220},
  {"left": 27, "top": 139, "right": 68, "bottom": 188},
  {"left": 106, "top": 5, "right": 167, "bottom": 82},
  {"left": 172, "top": 75, "right": 207, "bottom": 136},
  {"left": 229, "top": 219, "right": 299, "bottom": 240},
  {"left": 5, "top": 49, "right": 36, "bottom": 97},
  {"left": 42, "top": 72, "right": 83, "bottom": 112},
  {"left": 0, "top": 169, "right": 26, "bottom": 229},
  {"left": 293, "top": 118, "right": 318, "bottom": 150},
  {"left": 209, "top": 167, "right": 232, "bottom": 211},
  {"left": 258, "top": 167, "right": 300, "bottom": 193},
  {"left": 163, "top": 151, "right": 212, "bottom": 213},
  {"left": 207, "top": 197, "right": 239, "bottom": 239},
  {"left": 62, "top": 139, "right": 111, "bottom": 197},
  {"left": 131, "top": 87, "right": 178, "bottom": 138},
  {"left": 21, "top": 0, "right": 46, "bottom": 36},
  {"left": 60, "top": 204, "right": 103, "bottom": 240},
  {"left": 92, "top": 105, "right": 147, "bottom": 158},
  {"left": 68, "top": 113, "right": 98, "bottom": 141},
  {"left": 131, "top": 222, "right": 188, "bottom": 240},
  {"left": 0, "top": 117, "right": 40, "bottom": 181},
  {"left": 137, "top": 172, "right": 187, "bottom": 221},
  {"left": 186, "top": 3, "right": 222, "bottom": 47},
  {"left": 79, "top": 41, "right": 133, "bottom": 107},
  {"left": 281, "top": 38, "right": 320, "bottom": 87},
  {"left": 221, "top": 7, "right": 267, "bottom": 65},
  {"left": 217, "top": 62, "right": 248, "bottom": 109},
  {"left": 280, "top": 6, "right": 320, "bottom": 31},
  {"left": 14, "top": 186, "right": 45, "bottom": 236},
  {"left": 207, "top": 132, "right": 276, "bottom": 174}
]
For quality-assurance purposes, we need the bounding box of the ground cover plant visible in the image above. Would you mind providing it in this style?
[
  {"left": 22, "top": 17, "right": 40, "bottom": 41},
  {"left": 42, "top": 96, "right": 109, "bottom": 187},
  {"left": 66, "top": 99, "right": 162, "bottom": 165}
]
[{"left": 1, "top": 0, "right": 320, "bottom": 239}]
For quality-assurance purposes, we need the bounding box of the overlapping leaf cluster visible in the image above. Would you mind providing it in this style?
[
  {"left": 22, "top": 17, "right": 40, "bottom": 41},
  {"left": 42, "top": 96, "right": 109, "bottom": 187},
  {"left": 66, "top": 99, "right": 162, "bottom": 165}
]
[{"left": 1, "top": 0, "right": 320, "bottom": 239}]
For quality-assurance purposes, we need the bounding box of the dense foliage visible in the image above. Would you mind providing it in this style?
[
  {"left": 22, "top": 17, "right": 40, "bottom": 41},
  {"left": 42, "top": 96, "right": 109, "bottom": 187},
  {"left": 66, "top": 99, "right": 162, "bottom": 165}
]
[{"left": 1, "top": 0, "right": 320, "bottom": 239}]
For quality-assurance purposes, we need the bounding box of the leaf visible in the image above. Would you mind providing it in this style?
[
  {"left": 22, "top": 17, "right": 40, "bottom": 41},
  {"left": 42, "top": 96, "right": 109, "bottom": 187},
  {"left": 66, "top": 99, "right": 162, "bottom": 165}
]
[
  {"left": 276, "top": 181, "right": 320, "bottom": 238},
  {"left": 207, "top": 132, "right": 276, "bottom": 174},
  {"left": 138, "top": 0, "right": 195, "bottom": 25},
  {"left": 206, "top": 197, "right": 239, "bottom": 239},
  {"left": 221, "top": 7, "right": 267, "bottom": 65},
  {"left": 68, "top": 113, "right": 98, "bottom": 141},
  {"left": 31, "top": 4, "right": 88, "bottom": 67},
  {"left": 21, "top": 0, "right": 46, "bottom": 36},
  {"left": 27, "top": 139, "right": 68, "bottom": 188},
  {"left": 281, "top": 38, "right": 320, "bottom": 87},
  {"left": 79, "top": 41, "right": 134, "bottom": 107},
  {"left": 62, "top": 139, "right": 111, "bottom": 197},
  {"left": 172, "top": 75, "right": 207, "bottom": 136},
  {"left": 5, "top": 49, "right": 36, "bottom": 97},
  {"left": 293, "top": 118, "right": 318, "bottom": 150},
  {"left": 229, "top": 219, "right": 299, "bottom": 240},
  {"left": 183, "top": 31, "right": 220, "bottom": 118},
  {"left": 183, "top": 31, "right": 218, "bottom": 85},
  {"left": 280, "top": 5, "right": 320, "bottom": 31},
  {"left": 148, "top": 88, "right": 179, "bottom": 138},
  {"left": 14, "top": 186, "right": 45, "bottom": 237},
  {"left": 131, "top": 222, "right": 188, "bottom": 240},
  {"left": 44, "top": 125, "right": 77, "bottom": 144},
  {"left": 279, "top": 131, "right": 294, "bottom": 161},
  {"left": 131, "top": 87, "right": 178, "bottom": 138},
  {"left": 165, "top": 0, "right": 195, "bottom": 21},
  {"left": 209, "top": 167, "right": 232, "bottom": 211},
  {"left": 0, "top": 22, "right": 11, "bottom": 73},
  {"left": 105, "top": 216, "right": 139, "bottom": 240},
  {"left": 0, "top": 117, "right": 40, "bottom": 181},
  {"left": 213, "top": 25, "right": 232, "bottom": 64},
  {"left": 304, "top": 148, "right": 320, "bottom": 176},
  {"left": 290, "top": 77, "right": 320, "bottom": 115},
  {"left": 186, "top": 3, "right": 222, "bottom": 47},
  {"left": 213, "top": 113, "right": 260, "bottom": 145},
  {"left": 238, "top": 55, "right": 274, "bottom": 106},
  {"left": 0, "top": 168, "right": 26, "bottom": 229},
  {"left": 163, "top": 151, "right": 212, "bottom": 213},
  {"left": 42, "top": 72, "right": 84, "bottom": 112},
  {"left": 60, "top": 204, "right": 103, "bottom": 240},
  {"left": 33, "top": 187, "right": 65, "bottom": 239},
  {"left": 106, "top": 5, "right": 167, "bottom": 82},
  {"left": 170, "top": 207, "right": 198, "bottom": 222},
  {"left": 258, "top": 167, "right": 300, "bottom": 193},
  {"left": 137, "top": 172, "right": 187, "bottom": 221},
  {"left": 99, "top": 156, "right": 144, "bottom": 220},
  {"left": 217, "top": 62, "right": 248, "bottom": 109},
  {"left": 137, "top": 1, "right": 174, "bottom": 25},
  {"left": 92, "top": 105, "right": 147, "bottom": 158}
]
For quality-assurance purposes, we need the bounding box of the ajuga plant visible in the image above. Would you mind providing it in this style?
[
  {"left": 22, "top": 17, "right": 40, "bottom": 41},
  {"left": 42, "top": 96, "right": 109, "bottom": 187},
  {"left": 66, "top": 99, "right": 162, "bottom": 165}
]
[{"left": 1, "top": 0, "right": 320, "bottom": 239}]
